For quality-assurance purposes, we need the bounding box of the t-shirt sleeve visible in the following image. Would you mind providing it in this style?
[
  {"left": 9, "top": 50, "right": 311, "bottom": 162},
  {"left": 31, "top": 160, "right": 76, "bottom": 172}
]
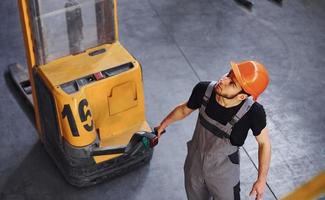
[
  {"left": 250, "top": 103, "right": 267, "bottom": 136},
  {"left": 186, "top": 82, "right": 209, "bottom": 110}
]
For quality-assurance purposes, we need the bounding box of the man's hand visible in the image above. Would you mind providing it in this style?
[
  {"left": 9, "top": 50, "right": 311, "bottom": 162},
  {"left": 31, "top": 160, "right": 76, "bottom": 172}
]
[
  {"left": 154, "top": 124, "right": 166, "bottom": 138},
  {"left": 249, "top": 179, "right": 266, "bottom": 200}
]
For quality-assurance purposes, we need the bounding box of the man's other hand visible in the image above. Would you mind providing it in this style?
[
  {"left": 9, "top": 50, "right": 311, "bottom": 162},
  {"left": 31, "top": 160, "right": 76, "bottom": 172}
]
[{"left": 249, "top": 179, "right": 266, "bottom": 200}]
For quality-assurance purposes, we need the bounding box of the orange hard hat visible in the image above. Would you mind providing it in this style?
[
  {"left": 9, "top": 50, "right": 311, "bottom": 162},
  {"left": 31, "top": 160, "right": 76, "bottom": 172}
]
[{"left": 231, "top": 60, "right": 269, "bottom": 101}]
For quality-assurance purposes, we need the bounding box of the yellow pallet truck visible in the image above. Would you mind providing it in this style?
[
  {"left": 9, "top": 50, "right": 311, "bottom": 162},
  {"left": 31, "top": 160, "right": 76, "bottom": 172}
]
[{"left": 9, "top": 0, "right": 163, "bottom": 187}]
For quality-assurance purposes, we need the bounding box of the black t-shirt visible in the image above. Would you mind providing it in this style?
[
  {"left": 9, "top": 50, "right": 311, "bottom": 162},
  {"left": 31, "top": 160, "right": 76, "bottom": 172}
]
[{"left": 187, "top": 81, "right": 267, "bottom": 146}]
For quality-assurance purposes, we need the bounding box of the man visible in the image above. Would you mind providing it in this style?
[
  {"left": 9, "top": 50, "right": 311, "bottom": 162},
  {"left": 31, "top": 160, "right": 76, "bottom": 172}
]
[{"left": 155, "top": 60, "right": 271, "bottom": 200}]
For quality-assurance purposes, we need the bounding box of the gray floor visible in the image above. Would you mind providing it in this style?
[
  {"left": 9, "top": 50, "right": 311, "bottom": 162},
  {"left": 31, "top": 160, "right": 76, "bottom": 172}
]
[{"left": 1, "top": 0, "right": 325, "bottom": 199}]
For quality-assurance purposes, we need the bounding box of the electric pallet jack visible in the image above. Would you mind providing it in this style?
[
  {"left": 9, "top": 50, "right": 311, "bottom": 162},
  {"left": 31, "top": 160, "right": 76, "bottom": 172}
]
[{"left": 9, "top": 0, "right": 163, "bottom": 187}]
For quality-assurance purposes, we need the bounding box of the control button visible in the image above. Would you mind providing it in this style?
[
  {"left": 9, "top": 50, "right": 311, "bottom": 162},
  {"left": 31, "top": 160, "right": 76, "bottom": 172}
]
[{"left": 94, "top": 72, "right": 104, "bottom": 80}]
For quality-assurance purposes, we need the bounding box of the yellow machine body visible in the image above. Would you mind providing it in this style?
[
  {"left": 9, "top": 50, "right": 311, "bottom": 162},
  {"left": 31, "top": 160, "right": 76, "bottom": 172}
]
[{"left": 39, "top": 43, "right": 151, "bottom": 162}]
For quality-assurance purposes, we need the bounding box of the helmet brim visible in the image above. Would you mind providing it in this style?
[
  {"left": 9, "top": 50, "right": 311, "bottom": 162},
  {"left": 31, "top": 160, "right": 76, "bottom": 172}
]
[
  {"left": 230, "top": 61, "right": 245, "bottom": 90},
  {"left": 230, "top": 61, "right": 257, "bottom": 101}
]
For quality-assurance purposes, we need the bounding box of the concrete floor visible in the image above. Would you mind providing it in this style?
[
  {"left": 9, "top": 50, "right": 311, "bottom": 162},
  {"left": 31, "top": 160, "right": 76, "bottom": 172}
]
[{"left": 1, "top": 0, "right": 325, "bottom": 199}]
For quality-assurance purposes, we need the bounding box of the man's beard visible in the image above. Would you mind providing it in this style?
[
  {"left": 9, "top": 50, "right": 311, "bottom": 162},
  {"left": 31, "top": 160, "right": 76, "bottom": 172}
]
[{"left": 215, "top": 90, "right": 241, "bottom": 99}]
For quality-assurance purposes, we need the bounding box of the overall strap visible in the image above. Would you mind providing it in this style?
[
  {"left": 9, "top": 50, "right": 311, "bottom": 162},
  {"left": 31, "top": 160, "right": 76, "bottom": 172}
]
[
  {"left": 199, "top": 81, "right": 231, "bottom": 138},
  {"left": 200, "top": 81, "right": 217, "bottom": 111},
  {"left": 224, "top": 98, "right": 254, "bottom": 133}
]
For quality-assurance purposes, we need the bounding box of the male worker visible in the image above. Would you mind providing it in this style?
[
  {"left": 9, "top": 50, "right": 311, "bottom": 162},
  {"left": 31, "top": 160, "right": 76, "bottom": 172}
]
[{"left": 155, "top": 60, "right": 271, "bottom": 200}]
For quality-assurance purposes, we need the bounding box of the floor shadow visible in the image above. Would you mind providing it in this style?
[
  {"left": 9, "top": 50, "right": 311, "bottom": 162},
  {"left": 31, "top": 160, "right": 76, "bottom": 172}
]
[
  {"left": 0, "top": 141, "right": 152, "bottom": 200},
  {"left": 0, "top": 141, "right": 66, "bottom": 200},
  {"left": 267, "top": 0, "right": 283, "bottom": 6}
]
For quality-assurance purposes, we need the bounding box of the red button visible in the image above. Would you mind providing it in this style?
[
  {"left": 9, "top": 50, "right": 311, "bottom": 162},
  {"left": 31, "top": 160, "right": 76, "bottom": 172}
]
[{"left": 94, "top": 72, "right": 104, "bottom": 80}]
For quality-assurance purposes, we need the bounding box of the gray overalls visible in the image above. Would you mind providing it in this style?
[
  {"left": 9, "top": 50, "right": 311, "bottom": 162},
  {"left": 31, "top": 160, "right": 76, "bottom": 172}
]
[{"left": 184, "top": 81, "right": 253, "bottom": 200}]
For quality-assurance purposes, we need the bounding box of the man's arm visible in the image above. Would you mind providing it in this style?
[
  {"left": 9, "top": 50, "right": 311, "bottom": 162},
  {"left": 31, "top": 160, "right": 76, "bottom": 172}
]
[
  {"left": 156, "top": 102, "right": 194, "bottom": 137},
  {"left": 249, "top": 127, "right": 271, "bottom": 200}
]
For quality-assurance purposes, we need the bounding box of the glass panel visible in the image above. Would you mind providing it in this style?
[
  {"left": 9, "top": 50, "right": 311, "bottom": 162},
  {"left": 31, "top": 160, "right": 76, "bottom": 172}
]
[{"left": 28, "top": 0, "right": 115, "bottom": 65}]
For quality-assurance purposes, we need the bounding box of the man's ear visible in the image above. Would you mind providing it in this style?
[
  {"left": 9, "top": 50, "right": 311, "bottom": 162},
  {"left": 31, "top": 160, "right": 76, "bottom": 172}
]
[{"left": 237, "top": 94, "right": 248, "bottom": 101}]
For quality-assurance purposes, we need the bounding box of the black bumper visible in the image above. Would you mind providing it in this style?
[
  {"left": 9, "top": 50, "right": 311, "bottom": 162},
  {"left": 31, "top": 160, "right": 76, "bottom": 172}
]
[{"left": 44, "top": 140, "right": 153, "bottom": 187}]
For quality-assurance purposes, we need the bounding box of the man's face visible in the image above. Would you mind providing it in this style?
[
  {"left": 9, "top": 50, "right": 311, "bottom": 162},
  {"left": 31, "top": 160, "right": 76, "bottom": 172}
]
[{"left": 215, "top": 70, "right": 245, "bottom": 99}]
